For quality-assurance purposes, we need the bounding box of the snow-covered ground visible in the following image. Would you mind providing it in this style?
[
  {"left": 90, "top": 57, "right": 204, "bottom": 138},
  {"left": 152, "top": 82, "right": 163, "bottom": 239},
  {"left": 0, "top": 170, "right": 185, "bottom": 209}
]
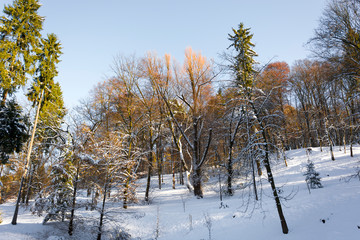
[{"left": 1, "top": 146, "right": 360, "bottom": 240}]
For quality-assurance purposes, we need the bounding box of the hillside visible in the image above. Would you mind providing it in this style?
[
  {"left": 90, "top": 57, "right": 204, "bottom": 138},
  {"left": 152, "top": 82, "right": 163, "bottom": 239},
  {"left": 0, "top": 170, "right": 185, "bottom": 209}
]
[{"left": 0, "top": 146, "right": 360, "bottom": 240}]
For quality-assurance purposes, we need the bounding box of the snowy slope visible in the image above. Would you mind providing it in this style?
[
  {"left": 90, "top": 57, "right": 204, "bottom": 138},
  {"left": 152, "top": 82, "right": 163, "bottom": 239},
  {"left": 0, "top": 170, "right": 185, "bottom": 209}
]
[{"left": 0, "top": 146, "right": 360, "bottom": 240}]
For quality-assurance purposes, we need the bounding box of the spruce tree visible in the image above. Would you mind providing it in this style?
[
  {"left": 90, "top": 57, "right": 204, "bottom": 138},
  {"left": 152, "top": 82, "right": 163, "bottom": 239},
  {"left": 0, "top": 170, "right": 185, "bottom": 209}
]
[
  {"left": 304, "top": 160, "right": 323, "bottom": 189},
  {"left": 12, "top": 33, "right": 62, "bottom": 225},
  {"left": 32, "top": 152, "right": 75, "bottom": 224},
  {"left": 0, "top": 99, "right": 29, "bottom": 164},
  {"left": 0, "top": 0, "right": 43, "bottom": 105},
  {"left": 228, "top": 23, "right": 289, "bottom": 234}
]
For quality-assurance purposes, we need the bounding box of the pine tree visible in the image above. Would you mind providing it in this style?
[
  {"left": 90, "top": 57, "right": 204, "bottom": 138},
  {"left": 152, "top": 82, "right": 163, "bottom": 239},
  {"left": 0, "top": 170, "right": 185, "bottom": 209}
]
[
  {"left": 0, "top": 0, "right": 44, "bottom": 105},
  {"left": 0, "top": 99, "right": 29, "bottom": 164},
  {"left": 32, "top": 152, "right": 74, "bottom": 224},
  {"left": 304, "top": 160, "right": 323, "bottom": 189},
  {"left": 12, "top": 33, "right": 62, "bottom": 225}
]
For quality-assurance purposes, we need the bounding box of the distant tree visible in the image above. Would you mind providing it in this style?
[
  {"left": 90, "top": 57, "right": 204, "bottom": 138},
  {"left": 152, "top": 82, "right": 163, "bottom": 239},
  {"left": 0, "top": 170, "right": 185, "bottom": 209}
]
[
  {"left": 164, "top": 48, "right": 214, "bottom": 198},
  {"left": 86, "top": 131, "right": 137, "bottom": 240},
  {"left": 0, "top": 0, "right": 44, "bottom": 105},
  {"left": 310, "top": 0, "right": 360, "bottom": 157},
  {"left": 110, "top": 55, "right": 143, "bottom": 208},
  {"left": 210, "top": 88, "right": 245, "bottom": 196},
  {"left": 138, "top": 53, "right": 163, "bottom": 202},
  {"left": 304, "top": 160, "right": 323, "bottom": 190},
  {"left": 258, "top": 62, "right": 290, "bottom": 164},
  {"left": 289, "top": 60, "right": 338, "bottom": 159}
]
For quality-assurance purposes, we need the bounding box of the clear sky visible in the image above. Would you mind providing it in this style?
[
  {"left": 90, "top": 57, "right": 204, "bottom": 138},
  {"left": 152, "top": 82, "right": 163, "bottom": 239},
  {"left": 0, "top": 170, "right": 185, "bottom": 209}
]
[{"left": 2, "top": 0, "right": 328, "bottom": 108}]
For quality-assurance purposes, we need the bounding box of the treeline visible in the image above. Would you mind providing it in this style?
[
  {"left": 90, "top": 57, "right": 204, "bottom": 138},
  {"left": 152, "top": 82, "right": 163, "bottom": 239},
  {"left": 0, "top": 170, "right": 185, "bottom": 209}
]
[{"left": 0, "top": 0, "right": 359, "bottom": 237}]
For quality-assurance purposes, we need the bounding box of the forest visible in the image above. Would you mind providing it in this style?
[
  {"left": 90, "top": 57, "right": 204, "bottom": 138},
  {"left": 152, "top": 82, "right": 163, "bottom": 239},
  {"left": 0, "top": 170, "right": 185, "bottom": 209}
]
[{"left": 0, "top": 0, "right": 360, "bottom": 239}]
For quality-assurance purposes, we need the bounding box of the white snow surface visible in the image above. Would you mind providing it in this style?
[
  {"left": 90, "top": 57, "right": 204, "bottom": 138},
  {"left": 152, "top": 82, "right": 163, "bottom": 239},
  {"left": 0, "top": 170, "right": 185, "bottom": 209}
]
[{"left": 1, "top": 146, "right": 360, "bottom": 239}]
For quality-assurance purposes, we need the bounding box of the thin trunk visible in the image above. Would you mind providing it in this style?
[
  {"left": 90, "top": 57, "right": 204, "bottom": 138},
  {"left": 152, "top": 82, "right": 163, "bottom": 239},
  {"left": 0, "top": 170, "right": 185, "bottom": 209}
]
[
  {"left": 319, "top": 139, "right": 323, "bottom": 152},
  {"left": 25, "top": 164, "right": 35, "bottom": 205},
  {"left": 97, "top": 182, "right": 108, "bottom": 240},
  {"left": 218, "top": 173, "right": 223, "bottom": 202},
  {"left": 281, "top": 137, "right": 288, "bottom": 167},
  {"left": 350, "top": 119, "right": 353, "bottom": 157},
  {"left": 157, "top": 150, "right": 162, "bottom": 190},
  {"left": 262, "top": 134, "right": 289, "bottom": 234},
  {"left": 169, "top": 120, "right": 191, "bottom": 190},
  {"left": 68, "top": 161, "right": 80, "bottom": 236},
  {"left": 252, "top": 103, "right": 289, "bottom": 234},
  {"left": 325, "top": 119, "right": 335, "bottom": 161},
  {"left": 0, "top": 164, "right": 3, "bottom": 203},
  {"left": 145, "top": 161, "right": 152, "bottom": 203},
  {"left": 227, "top": 143, "right": 234, "bottom": 196},
  {"left": 349, "top": 114, "right": 354, "bottom": 157},
  {"left": 251, "top": 151, "right": 259, "bottom": 201},
  {"left": 123, "top": 136, "right": 134, "bottom": 209},
  {"left": 256, "top": 158, "right": 262, "bottom": 176},
  {"left": 337, "top": 129, "right": 341, "bottom": 151},
  {"left": 12, "top": 89, "right": 44, "bottom": 225},
  {"left": 145, "top": 125, "right": 155, "bottom": 202},
  {"left": 171, "top": 144, "right": 175, "bottom": 189}
]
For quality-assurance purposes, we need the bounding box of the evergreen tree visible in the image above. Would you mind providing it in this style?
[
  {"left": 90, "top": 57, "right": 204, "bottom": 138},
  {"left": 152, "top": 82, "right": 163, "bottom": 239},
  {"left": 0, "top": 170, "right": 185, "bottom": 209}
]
[
  {"left": 228, "top": 23, "right": 258, "bottom": 90},
  {"left": 0, "top": 99, "right": 29, "bottom": 164},
  {"left": 0, "top": 0, "right": 43, "bottom": 105},
  {"left": 12, "top": 33, "right": 62, "bottom": 225},
  {"left": 227, "top": 23, "right": 289, "bottom": 234},
  {"left": 304, "top": 160, "right": 323, "bottom": 189},
  {"left": 32, "top": 151, "right": 75, "bottom": 224},
  {"left": 32, "top": 81, "right": 66, "bottom": 151}
]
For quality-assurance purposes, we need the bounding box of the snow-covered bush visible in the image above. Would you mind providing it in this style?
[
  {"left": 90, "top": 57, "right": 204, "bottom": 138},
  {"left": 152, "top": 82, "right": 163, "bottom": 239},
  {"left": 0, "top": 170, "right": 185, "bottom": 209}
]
[
  {"left": 304, "top": 160, "right": 323, "bottom": 189},
  {"left": 31, "top": 157, "right": 74, "bottom": 224}
]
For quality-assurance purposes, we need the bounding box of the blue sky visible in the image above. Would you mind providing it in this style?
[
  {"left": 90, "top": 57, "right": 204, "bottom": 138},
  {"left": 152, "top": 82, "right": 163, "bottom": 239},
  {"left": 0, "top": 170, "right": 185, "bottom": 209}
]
[{"left": 2, "top": 0, "right": 328, "bottom": 108}]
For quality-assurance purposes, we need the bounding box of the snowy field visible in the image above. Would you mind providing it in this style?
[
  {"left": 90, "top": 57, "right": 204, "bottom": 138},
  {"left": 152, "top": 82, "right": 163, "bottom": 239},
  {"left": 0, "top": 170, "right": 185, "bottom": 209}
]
[{"left": 1, "top": 146, "right": 360, "bottom": 240}]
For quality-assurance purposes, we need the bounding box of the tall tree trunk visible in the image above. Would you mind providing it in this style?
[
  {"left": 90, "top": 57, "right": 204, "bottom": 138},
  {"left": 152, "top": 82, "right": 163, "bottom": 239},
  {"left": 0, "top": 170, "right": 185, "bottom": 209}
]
[
  {"left": 192, "top": 117, "right": 203, "bottom": 198},
  {"left": 12, "top": 89, "right": 44, "bottom": 225},
  {"left": 252, "top": 103, "right": 289, "bottom": 234},
  {"left": 262, "top": 131, "right": 289, "bottom": 234}
]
